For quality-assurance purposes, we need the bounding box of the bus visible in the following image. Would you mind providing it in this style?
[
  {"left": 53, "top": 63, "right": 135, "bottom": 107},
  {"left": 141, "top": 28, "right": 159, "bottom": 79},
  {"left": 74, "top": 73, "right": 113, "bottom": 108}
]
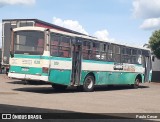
[
  {"left": 2, "top": 19, "right": 85, "bottom": 74},
  {"left": 8, "top": 27, "right": 152, "bottom": 92}
]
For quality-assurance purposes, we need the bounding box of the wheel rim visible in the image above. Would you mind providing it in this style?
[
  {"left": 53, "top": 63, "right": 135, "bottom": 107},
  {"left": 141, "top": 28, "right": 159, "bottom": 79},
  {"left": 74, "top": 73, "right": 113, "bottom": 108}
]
[{"left": 86, "top": 78, "right": 93, "bottom": 89}]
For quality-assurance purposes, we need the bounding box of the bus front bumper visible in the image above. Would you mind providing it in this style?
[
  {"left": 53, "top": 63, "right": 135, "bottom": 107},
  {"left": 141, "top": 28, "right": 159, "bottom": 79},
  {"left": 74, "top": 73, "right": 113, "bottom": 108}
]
[{"left": 8, "top": 72, "right": 48, "bottom": 82}]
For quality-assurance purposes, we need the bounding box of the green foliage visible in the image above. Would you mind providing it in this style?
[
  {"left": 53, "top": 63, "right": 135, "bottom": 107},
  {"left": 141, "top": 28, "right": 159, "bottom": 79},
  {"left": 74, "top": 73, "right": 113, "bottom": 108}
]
[{"left": 149, "top": 30, "right": 160, "bottom": 59}]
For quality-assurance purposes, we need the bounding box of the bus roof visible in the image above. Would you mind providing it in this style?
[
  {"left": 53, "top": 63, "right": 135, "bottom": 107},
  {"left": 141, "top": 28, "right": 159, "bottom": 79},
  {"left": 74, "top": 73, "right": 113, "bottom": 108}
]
[
  {"left": 2, "top": 18, "right": 87, "bottom": 36},
  {"left": 13, "top": 26, "right": 150, "bottom": 51}
]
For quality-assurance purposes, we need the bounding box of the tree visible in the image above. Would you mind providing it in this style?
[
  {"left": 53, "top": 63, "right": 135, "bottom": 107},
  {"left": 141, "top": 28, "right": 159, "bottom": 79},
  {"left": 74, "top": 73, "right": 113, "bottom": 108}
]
[{"left": 149, "top": 30, "right": 160, "bottom": 59}]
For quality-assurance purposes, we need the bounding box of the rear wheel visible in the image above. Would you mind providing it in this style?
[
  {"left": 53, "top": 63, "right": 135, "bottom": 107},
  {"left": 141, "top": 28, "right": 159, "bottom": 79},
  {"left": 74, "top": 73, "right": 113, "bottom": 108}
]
[
  {"left": 131, "top": 78, "right": 140, "bottom": 89},
  {"left": 52, "top": 84, "right": 67, "bottom": 91},
  {"left": 83, "top": 75, "right": 95, "bottom": 92}
]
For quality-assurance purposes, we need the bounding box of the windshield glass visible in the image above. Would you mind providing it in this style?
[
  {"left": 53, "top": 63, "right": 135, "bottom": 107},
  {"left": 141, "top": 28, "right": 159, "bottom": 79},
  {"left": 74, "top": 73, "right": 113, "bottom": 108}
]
[{"left": 14, "top": 30, "right": 44, "bottom": 55}]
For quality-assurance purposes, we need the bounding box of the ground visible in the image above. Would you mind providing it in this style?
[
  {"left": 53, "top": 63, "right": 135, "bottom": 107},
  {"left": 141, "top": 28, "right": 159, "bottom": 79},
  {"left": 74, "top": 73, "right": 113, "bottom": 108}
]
[{"left": 0, "top": 74, "right": 160, "bottom": 121}]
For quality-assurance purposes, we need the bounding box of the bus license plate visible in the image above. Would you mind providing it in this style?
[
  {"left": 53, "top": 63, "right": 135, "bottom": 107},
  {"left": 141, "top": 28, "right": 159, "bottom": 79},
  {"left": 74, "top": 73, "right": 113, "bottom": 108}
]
[{"left": 21, "top": 67, "right": 29, "bottom": 72}]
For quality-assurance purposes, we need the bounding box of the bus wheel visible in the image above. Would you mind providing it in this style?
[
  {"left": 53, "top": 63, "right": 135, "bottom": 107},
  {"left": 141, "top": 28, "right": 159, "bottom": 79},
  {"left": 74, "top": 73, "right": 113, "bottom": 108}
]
[
  {"left": 83, "top": 75, "right": 94, "bottom": 92},
  {"left": 52, "top": 84, "right": 67, "bottom": 91},
  {"left": 131, "top": 78, "right": 140, "bottom": 89}
]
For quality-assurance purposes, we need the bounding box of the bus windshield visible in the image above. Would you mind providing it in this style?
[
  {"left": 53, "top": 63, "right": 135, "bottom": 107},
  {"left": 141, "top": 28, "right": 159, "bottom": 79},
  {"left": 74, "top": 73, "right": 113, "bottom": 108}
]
[{"left": 14, "top": 30, "right": 44, "bottom": 55}]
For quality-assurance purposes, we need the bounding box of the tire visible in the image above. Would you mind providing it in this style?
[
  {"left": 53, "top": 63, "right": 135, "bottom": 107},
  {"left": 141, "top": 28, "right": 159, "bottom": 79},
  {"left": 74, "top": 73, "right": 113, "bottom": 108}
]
[
  {"left": 83, "top": 75, "right": 95, "bottom": 92},
  {"left": 131, "top": 78, "right": 140, "bottom": 89},
  {"left": 52, "top": 84, "right": 67, "bottom": 91}
]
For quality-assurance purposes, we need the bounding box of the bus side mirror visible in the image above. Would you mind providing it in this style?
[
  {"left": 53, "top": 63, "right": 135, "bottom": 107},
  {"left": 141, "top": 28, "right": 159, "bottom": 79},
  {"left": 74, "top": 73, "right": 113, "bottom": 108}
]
[{"left": 152, "top": 56, "right": 155, "bottom": 62}]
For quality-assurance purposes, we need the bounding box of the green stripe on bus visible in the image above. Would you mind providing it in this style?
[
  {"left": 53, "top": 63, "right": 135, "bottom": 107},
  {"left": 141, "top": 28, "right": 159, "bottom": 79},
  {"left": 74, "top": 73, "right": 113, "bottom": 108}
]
[
  {"left": 14, "top": 54, "right": 49, "bottom": 59},
  {"left": 80, "top": 71, "right": 143, "bottom": 85},
  {"left": 14, "top": 54, "right": 72, "bottom": 61},
  {"left": 50, "top": 57, "right": 72, "bottom": 61}
]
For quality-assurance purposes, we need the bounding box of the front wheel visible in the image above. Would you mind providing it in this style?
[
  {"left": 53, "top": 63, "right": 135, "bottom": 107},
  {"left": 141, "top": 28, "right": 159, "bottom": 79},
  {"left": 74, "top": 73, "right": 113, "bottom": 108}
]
[
  {"left": 83, "top": 75, "right": 95, "bottom": 92},
  {"left": 131, "top": 78, "right": 140, "bottom": 89}
]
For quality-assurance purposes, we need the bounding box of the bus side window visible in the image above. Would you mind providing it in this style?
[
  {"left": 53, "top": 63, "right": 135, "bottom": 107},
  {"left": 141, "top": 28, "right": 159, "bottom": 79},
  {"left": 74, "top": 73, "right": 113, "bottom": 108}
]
[
  {"left": 114, "top": 45, "right": 120, "bottom": 63},
  {"left": 82, "top": 41, "right": 87, "bottom": 59},
  {"left": 82, "top": 40, "right": 92, "bottom": 60},
  {"left": 50, "top": 34, "right": 59, "bottom": 56},
  {"left": 107, "top": 44, "right": 113, "bottom": 61},
  {"left": 121, "top": 47, "right": 132, "bottom": 63},
  {"left": 92, "top": 42, "right": 100, "bottom": 60},
  {"left": 100, "top": 43, "right": 107, "bottom": 60},
  {"left": 121, "top": 47, "right": 125, "bottom": 63},
  {"left": 59, "top": 36, "right": 71, "bottom": 58},
  {"left": 126, "top": 48, "right": 132, "bottom": 63},
  {"left": 131, "top": 49, "right": 137, "bottom": 64}
]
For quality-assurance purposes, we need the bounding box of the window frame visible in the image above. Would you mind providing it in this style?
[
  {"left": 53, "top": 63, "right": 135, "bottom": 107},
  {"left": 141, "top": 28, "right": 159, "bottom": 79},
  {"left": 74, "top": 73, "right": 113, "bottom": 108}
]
[
  {"left": 14, "top": 30, "right": 45, "bottom": 55},
  {"left": 50, "top": 33, "right": 72, "bottom": 58}
]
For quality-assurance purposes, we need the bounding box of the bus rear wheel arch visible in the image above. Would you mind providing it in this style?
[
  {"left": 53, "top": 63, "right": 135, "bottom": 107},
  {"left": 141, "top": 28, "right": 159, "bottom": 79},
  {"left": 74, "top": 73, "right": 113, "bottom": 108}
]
[{"left": 82, "top": 74, "right": 95, "bottom": 92}]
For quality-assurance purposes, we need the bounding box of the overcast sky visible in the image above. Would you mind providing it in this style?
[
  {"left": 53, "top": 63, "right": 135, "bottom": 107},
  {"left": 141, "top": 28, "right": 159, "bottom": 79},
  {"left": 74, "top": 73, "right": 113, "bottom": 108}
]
[{"left": 0, "top": 0, "right": 160, "bottom": 47}]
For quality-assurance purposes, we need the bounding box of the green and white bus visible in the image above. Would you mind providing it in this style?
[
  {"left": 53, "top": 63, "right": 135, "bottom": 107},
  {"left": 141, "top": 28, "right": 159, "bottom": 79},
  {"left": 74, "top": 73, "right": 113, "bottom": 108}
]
[{"left": 8, "top": 27, "right": 152, "bottom": 92}]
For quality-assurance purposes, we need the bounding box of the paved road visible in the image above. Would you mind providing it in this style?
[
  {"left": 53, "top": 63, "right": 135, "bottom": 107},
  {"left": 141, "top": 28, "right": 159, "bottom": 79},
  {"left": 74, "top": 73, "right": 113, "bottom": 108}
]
[{"left": 0, "top": 74, "right": 160, "bottom": 120}]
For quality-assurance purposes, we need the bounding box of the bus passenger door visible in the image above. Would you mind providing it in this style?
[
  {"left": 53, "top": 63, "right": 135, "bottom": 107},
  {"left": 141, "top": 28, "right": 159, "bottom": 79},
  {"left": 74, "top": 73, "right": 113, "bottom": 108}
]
[
  {"left": 71, "top": 38, "right": 82, "bottom": 86},
  {"left": 144, "top": 56, "right": 151, "bottom": 82}
]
